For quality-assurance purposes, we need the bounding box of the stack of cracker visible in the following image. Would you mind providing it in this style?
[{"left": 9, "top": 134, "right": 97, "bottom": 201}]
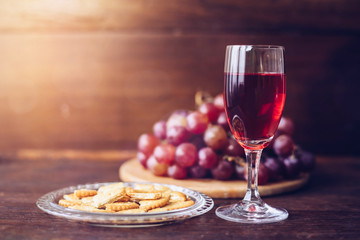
[{"left": 58, "top": 182, "right": 195, "bottom": 214}]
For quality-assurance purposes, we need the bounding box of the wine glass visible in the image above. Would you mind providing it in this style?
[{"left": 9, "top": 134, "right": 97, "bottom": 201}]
[{"left": 216, "top": 45, "right": 288, "bottom": 223}]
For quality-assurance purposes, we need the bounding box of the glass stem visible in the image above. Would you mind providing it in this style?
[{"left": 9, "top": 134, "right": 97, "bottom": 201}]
[{"left": 243, "top": 149, "right": 263, "bottom": 204}]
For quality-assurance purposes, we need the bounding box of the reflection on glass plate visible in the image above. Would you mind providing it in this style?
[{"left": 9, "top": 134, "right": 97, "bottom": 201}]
[{"left": 36, "top": 182, "right": 214, "bottom": 227}]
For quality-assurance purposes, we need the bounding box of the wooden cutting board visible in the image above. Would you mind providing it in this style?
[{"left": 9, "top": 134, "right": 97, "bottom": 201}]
[{"left": 119, "top": 158, "right": 310, "bottom": 198}]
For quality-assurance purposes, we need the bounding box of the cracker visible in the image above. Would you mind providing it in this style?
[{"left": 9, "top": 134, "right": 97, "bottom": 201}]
[
  {"left": 59, "top": 199, "right": 81, "bottom": 208},
  {"left": 98, "top": 183, "right": 124, "bottom": 194},
  {"left": 74, "top": 189, "right": 97, "bottom": 199},
  {"left": 125, "top": 187, "right": 134, "bottom": 195},
  {"left": 154, "top": 185, "right": 170, "bottom": 192},
  {"left": 148, "top": 200, "right": 195, "bottom": 213},
  {"left": 63, "top": 193, "right": 79, "bottom": 201},
  {"left": 105, "top": 202, "right": 139, "bottom": 212},
  {"left": 169, "top": 191, "right": 187, "bottom": 202},
  {"left": 133, "top": 184, "right": 170, "bottom": 193},
  {"left": 63, "top": 194, "right": 82, "bottom": 205},
  {"left": 81, "top": 196, "right": 94, "bottom": 205},
  {"left": 139, "top": 193, "right": 170, "bottom": 211},
  {"left": 92, "top": 184, "right": 125, "bottom": 208},
  {"left": 129, "top": 192, "right": 162, "bottom": 200},
  {"left": 133, "top": 184, "right": 156, "bottom": 193},
  {"left": 114, "top": 195, "right": 131, "bottom": 202},
  {"left": 69, "top": 204, "right": 110, "bottom": 213},
  {"left": 59, "top": 199, "right": 78, "bottom": 207}
]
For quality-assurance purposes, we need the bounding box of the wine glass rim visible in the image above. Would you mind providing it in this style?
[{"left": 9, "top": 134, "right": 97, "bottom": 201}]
[{"left": 226, "top": 45, "right": 284, "bottom": 49}]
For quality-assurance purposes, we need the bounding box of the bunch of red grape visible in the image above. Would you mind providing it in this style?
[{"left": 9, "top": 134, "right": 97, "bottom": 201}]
[{"left": 137, "top": 93, "right": 315, "bottom": 185}]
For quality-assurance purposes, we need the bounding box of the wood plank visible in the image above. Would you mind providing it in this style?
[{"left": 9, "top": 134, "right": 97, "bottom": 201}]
[
  {"left": 12, "top": 149, "right": 136, "bottom": 161},
  {"left": 1, "top": 155, "right": 360, "bottom": 238},
  {"left": 0, "top": 0, "right": 358, "bottom": 34},
  {"left": 0, "top": 33, "right": 356, "bottom": 154}
]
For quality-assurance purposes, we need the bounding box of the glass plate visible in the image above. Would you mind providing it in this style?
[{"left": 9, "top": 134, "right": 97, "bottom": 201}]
[{"left": 36, "top": 182, "right": 214, "bottom": 227}]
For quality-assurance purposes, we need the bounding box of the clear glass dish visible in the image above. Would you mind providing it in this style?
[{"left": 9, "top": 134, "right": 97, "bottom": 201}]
[{"left": 36, "top": 182, "right": 214, "bottom": 227}]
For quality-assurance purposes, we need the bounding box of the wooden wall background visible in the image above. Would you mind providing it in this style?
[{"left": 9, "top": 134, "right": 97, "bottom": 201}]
[{"left": 0, "top": 0, "right": 359, "bottom": 155}]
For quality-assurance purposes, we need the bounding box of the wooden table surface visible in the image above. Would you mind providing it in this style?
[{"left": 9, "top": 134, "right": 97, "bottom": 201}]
[{"left": 1, "top": 150, "right": 359, "bottom": 240}]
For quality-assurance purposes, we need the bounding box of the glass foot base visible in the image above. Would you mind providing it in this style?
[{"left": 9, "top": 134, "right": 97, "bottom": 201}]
[{"left": 216, "top": 202, "right": 288, "bottom": 224}]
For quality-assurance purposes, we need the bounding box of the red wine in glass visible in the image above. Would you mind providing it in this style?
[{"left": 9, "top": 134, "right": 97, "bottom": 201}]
[
  {"left": 216, "top": 45, "right": 288, "bottom": 224},
  {"left": 225, "top": 73, "right": 286, "bottom": 150}
]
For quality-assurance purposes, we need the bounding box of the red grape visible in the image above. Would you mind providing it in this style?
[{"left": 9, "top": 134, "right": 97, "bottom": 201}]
[
  {"left": 137, "top": 134, "right": 160, "bottom": 156},
  {"left": 203, "top": 125, "right": 228, "bottom": 150},
  {"left": 267, "top": 131, "right": 280, "bottom": 150},
  {"left": 167, "top": 164, "right": 188, "bottom": 179},
  {"left": 167, "top": 126, "right": 190, "bottom": 146},
  {"left": 199, "top": 102, "right": 219, "bottom": 123},
  {"left": 263, "top": 157, "right": 284, "bottom": 181},
  {"left": 189, "top": 135, "right": 207, "bottom": 150},
  {"left": 198, "top": 147, "right": 218, "bottom": 169},
  {"left": 273, "top": 134, "right": 295, "bottom": 157},
  {"left": 147, "top": 155, "right": 168, "bottom": 176},
  {"left": 154, "top": 143, "right": 176, "bottom": 164},
  {"left": 296, "top": 149, "right": 316, "bottom": 172},
  {"left": 186, "top": 111, "right": 209, "bottom": 134},
  {"left": 214, "top": 93, "right": 225, "bottom": 111},
  {"left": 211, "top": 160, "right": 234, "bottom": 180},
  {"left": 244, "top": 163, "right": 269, "bottom": 185},
  {"left": 217, "top": 111, "right": 229, "bottom": 131},
  {"left": 175, "top": 143, "right": 198, "bottom": 167},
  {"left": 235, "top": 164, "right": 246, "bottom": 180},
  {"left": 137, "top": 151, "right": 148, "bottom": 168},
  {"left": 153, "top": 120, "right": 167, "bottom": 140},
  {"left": 225, "top": 137, "right": 245, "bottom": 157},
  {"left": 167, "top": 112, "right": 187, "bottom": 130},
  {"left": 189, "top": 165, "right": 208, "bottom": 178},
  {"left": 171, "top": 109, "right": 189, "bottom": 117},
  {"left": 282, "top": 155, "right": 301, "bottom": 179},
  {"left": 278, "top": 117, "right": 295, "bottom": 136},
  {"left": 257, "top": 164, "right": 270, "bottom": 185}
]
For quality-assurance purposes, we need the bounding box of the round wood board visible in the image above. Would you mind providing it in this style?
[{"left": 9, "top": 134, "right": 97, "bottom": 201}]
[{"left": 119, "top": 158, "right": 310, "bottom": 198}]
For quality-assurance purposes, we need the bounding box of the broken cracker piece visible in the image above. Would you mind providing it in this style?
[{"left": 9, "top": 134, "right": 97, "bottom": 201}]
[
  {"left": 59, "top": 199, "right": 81, "bottom": 208},
  {"left": 74, "top": 189, "right": 97, "bottom": 199},
  {"left": 92, "top": 184, "right": 125, "bottom": 208},
  {"left": 154, "top": 185, "right": 170, "bottom": 192},
  {"left": 69, "top": 204, "right": 110, "bottom": 213},
  {"left": 97, "top": 182, "right": 124, "bottom": 194},
  {"left": 63, "top": 193, "right": 79, "bottom": 201},
  {"left": 63, "top": 194, "right": 82, "bottom": 205},
  {"left": 148, "top": 200, "right": 195, "bottom": 213},
  {"left": 114, "top": 195, "right": 131, "bottom": 202},
  {"left": 129, "top": 192, "right": 162, "bottom": 200},
  {"left": 80, "top": 196, "right": 94, "bottom": 205},
  {"left": 169, "top": 191, "right": 187, "bottom": 202},
  {"left": 139, "top": 193, "right": 170, "bottom": 211},
  {"left": 133, "top": 184, "right": 156, "bottom": 193},
  {"left": 125, "top": 187, "right": 134, "bottom": 195},
  {"left": 105, "top": 202, "right": 139, "bottom": 212}
]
